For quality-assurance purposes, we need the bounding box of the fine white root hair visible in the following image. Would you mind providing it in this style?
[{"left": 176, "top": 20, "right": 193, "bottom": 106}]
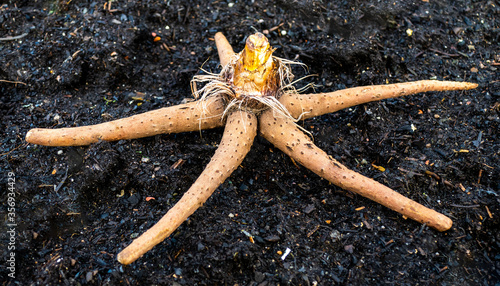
[{"left": 190, "top": 52, "right": 312, "bottom": 128}]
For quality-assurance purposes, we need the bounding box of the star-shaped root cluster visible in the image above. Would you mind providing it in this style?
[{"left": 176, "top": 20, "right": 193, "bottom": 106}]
[{"left": 26, "top": 32, "right": 478, "bottom": 265}]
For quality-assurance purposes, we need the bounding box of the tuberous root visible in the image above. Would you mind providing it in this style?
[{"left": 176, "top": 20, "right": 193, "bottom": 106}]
[
  {"left": 280, "top": 80, "right": 478, "bottom": 119},
  {"left": 117, "top": 110, "right": 258, "bottom": 265},
  {"left": 25, "top": 98, "right": 225, "bottom": 146},
  {"left": 259, "top": 110, "right": 453, "bottom": 232}
]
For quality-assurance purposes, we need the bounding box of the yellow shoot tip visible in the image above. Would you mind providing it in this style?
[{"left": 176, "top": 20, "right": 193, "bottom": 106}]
[
  {"left": 232, "top": 32, "right": 278, "bottom": 100},
  {"left": 241, "top": 33, "right": 275, "bottom": 71}
]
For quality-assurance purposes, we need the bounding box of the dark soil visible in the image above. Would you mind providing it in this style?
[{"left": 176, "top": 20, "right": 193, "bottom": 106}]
[{"left": 1, "top": 0, "right": 499, "bottom": 285}]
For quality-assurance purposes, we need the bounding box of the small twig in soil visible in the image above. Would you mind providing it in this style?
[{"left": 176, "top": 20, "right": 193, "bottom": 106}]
[
  {"left": 0, "top": 79, "right": 27, "bottom": 85},
  {"left": 450, "top": 204, "right": 481, "bottom": 208},
  {"left": 0, "top": 32, "right": 28, "bottom": 41},
  {"left": 485, "top": 206, "right": 493, "bottom": 218},
  {"left": 54, "top": 168, "right": 69, "bottom": 193},
  {"left": 429, "top": 48, "right": 460, "bottom": 57},
  {"left": 0, "top": 143, "right": 28, "bottom": 157}
]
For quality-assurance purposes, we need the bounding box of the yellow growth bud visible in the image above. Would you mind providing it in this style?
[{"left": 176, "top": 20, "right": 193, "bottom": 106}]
[{"left": 231, "top": 32, "right": 278, "bottom": 99}]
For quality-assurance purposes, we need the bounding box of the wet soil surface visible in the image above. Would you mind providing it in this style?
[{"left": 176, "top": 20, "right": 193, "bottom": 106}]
[{"left": 1, "top": 0, "right": 499, "bottom": 285}]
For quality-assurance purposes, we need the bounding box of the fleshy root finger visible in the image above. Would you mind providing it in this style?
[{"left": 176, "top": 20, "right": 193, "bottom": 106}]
[
  {"left": 259, "top": 110, "right": 453, "bottom": 231},
  {"left": 26, "top": 98, "right": 225, "bottom": 146},
  {"left": 280, "top": 80, "right": 478, "bottom": 119},
  {"left": 215, "top": 32, "right": 236, "bottom": 67},
  {"left": 117, "top": 110, "right": 258, "bottom": 265}
]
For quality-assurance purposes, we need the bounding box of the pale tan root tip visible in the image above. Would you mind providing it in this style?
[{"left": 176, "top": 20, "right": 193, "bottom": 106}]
[
  {"left": 25, "top": 129, "right": 39, "bottom": 144},
  {"left": 214, "top": 32, "right": 227, "bottom": 46},
  {"left": 434, "top": 215, "right": 453, "bottom": 232},
  {"left": 116, "top": 251, "right": 134, "bottom": 265},
  {"left": 25, "top": 130, "right": 33, "bottom": 143},
  {"left": 464, "top": 82, "right": 479, "bottom": 90}
]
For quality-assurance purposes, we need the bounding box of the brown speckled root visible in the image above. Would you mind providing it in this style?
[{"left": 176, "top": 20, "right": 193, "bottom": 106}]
[
  {"left": 215, "top": 32, "right": 236, "bottom": 67},
  {"left": 25, "top": 98, "right": 225, "bottom": 146},
  {"left": 280, "top": 80, "right": 478, "bottom": 119},
  {"left": 259, "top": 110, "right": 453, "bottom": 232},
  {"left": 117, "top": 110, "right": 257, "bottom": 265}
]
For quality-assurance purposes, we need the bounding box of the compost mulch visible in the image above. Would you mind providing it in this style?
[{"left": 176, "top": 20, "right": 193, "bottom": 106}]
[{"left": 1, "top": 0, "right": 499, "bottom": 285}]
